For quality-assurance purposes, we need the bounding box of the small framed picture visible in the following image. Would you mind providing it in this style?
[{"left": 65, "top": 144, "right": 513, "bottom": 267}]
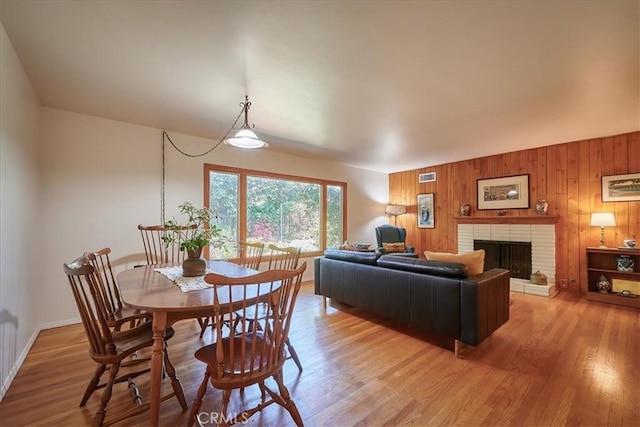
[
  {"left": 477, "top": 174, "right": 530, "bottom": 210},
  {"left": 417, "top": 193, "right": 434, "bottom": 228},
  {"left": 602, "top": 173, "right": 640, "bottom": 202}
]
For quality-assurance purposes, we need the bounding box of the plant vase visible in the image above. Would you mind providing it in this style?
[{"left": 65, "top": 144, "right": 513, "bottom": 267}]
[{"left": 182, "top": 247, "right": 206, "bottom": 277}]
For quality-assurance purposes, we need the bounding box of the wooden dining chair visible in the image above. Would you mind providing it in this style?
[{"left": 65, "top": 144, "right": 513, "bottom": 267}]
[
  {"left": 63, "top": 255, "right": 187, "bottom": 426},
  {"left": 188, "top": 263, "right": 307, "bottom": 427},
  {"left": 138, "top": 224, "right": 194, "bottom": 265},
  {"left": 228, "top": 244, "right": 304, "bottom": 371},
  {"left": 267, "top": 243, "right": 301, "bottom": 270},
  {"left": 266, "top": 244, "right": 303, "bottom": 371},
  {"left": 198, "top": 241, "right": 265, "bottom": 338},
  {"left": 238, "top": 241, "right": 265, "bottom": 270},
  {"left": 85, "top": 247, "right": 151, "bottom": 331}
]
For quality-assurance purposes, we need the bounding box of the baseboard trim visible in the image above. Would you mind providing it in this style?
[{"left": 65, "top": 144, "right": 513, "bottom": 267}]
[
  {"left": 0, "top": 317, "right": 80, "bottom": 402},
  {"left": 40, "top": 317, "right": 81, "bottom": 330}
]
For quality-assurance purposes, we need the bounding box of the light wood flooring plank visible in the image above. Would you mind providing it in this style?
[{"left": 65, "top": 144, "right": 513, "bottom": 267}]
[{"left": 0, "top": 283, "right": 638, "bottom": 426}]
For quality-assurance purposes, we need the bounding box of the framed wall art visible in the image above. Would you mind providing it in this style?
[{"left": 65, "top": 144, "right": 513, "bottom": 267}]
[
  {"left": 417, "top": 193, "right": 434, "bottom": 228},
  {"left": 477, "top": 174, "right": 529, "bottom": 210},
  {"left": 602, "top": 173, "right": 640, "bottom": 202}
]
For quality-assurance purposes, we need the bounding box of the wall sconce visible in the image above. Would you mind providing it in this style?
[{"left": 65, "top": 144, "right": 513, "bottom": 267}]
[
  {"left": 385, "top": 204, "right": 406, "bottom": 225},
  {"left": 590, "top": 212, "right": 616, "bottom": 247}
]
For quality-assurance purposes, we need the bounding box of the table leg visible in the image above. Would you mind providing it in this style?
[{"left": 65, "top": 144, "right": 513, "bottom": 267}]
[{"left": 150, "top": 311, "right": 167, "bottom": 427}]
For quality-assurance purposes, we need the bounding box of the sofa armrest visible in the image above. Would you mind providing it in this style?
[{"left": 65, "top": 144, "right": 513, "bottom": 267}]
[
  {"left": 459, "top": 268, "right": 510, "bottom": 346},
  {"left": 406, "top": 246, "right": 415, "bottom": 253}
]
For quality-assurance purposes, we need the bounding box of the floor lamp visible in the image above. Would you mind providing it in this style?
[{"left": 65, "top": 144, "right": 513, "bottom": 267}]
[{"left": 385, "top": 205, "right": 406, "bottom": 225}]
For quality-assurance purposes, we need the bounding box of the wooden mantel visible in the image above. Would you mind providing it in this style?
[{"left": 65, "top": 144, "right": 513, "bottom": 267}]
[{"left": 453, "top": 215, "right": 559, "bottom": 225}]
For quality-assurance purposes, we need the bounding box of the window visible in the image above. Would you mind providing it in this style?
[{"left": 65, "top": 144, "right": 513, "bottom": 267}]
[{"left": 205, "top": 164, "right": 346, "bottom": 259}]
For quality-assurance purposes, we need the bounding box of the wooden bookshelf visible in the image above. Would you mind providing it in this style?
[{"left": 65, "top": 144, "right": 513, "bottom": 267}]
[{"left": 586, "top": 247, "right": 640, "bottom": 309}]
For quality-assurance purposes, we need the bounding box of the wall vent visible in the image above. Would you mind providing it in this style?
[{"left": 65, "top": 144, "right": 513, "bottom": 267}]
[{"left": 418, "top": 172, "right": 436, "bottom": 183}]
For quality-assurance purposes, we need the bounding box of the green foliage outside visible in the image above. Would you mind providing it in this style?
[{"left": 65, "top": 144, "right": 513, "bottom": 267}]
[
  {"left": 208, "top": 172, "right": 344, "bottom": 257},
  {"left": 163, "top": 202, "right": 227, "bottom": 252}
]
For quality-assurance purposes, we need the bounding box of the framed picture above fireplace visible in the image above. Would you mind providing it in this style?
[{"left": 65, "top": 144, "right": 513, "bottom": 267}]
[{"left": 477, "top": 174, "right": 530, "bottom": 210}]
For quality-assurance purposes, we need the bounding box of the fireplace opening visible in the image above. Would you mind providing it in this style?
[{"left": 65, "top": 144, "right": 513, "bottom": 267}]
[{"left": 474, "top": 240, "right": 532, "bottom": 280}]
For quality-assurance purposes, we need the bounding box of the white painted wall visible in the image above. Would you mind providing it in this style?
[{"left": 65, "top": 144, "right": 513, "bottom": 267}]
[
  {"left": 0, "top": 24, "right": 41, "bottom": 399},
  {"left": 39, "top": 107, "right": 389, "bottom": 326},
  {"left": 0, "top": 23, "right": 389, "bottom": 398}
]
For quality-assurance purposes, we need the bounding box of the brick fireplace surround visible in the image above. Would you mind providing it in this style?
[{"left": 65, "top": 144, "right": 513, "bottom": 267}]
[{"left": 456, "top": 216, "right": 559, "bottom": 297}]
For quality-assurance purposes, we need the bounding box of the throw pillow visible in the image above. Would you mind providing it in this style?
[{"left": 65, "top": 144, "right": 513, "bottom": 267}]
[
  {"left": 423, "top": 249, "right": 485, "bottom": 275},
  {"left": 382, "top": 242, "right": 406, "bottom": 253}
]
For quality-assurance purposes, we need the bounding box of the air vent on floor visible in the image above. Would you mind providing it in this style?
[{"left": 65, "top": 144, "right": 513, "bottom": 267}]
[{"left": 418, "top": 172, "right": 436, "bottom": 183}]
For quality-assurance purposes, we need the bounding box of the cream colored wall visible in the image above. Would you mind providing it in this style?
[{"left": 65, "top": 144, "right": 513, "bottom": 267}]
[
  {"left": 0, "top": 24, "right": 41, "bottom": 399},
  {"left": 39, "top": 107, "right": 389, "bottom": 325}
]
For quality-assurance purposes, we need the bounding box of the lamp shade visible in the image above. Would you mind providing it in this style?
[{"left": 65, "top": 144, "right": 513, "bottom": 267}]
[
  {"left": 385, "top": 205, "right": 406, "bottom": 216},
  {"left": 590, "top": 212, "right": 616, "bottom": 227},
  {"left": 224, "top": 128, "right": 269, "bottom": 149}
]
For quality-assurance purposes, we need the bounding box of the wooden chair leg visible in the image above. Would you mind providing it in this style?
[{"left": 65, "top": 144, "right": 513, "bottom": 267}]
[
  {"left": 220, "top": 389, "right": 232, "bottom": 427},
  {"left": 94, "top": 362, "right": 120, "bottom": 427},
  {"left": 198, "top": 317, "right": 210, "bottom": 338},
  {"left": 81, "top": 364, "right": 106, "bottom": 406},
  {"left": 272, "top": 371, "right": 303, "bottom": 427},
  {"left": 188, "top": 366, "right": 211, "bottom": 427},
  {"left": 286, "top": 339, "right": 303, "bottom": 372}
]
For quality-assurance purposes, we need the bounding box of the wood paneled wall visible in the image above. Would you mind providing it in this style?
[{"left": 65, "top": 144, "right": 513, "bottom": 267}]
[{"left": 389, "top": 131, "right": 640, "bottom": 292}]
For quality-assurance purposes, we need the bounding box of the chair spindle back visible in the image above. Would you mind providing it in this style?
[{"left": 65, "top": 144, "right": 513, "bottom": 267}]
[
  {"left": 203, "top": 263, "right": 306, "bottom": 384},
  {"left": 138, "top": 224, "right": 194, "bottom": 265},
  {"left": 267, "top": 244, "right": 301, "bottom": 271},
  {"left": 238, "top": 241, "right": 265, "bottom": 271},
  {"left": 63, "top": 256, "right": 115, "bottom": 357}
]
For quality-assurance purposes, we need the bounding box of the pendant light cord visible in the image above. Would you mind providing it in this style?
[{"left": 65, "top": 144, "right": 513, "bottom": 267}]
[{"left": 161, "top": 103, "right": 247, "bottom": 223}]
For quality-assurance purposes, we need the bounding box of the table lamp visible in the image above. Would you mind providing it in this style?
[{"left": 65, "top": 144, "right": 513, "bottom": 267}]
[{"left": 590, "top": 212, "right": 616, "bottom": 247}]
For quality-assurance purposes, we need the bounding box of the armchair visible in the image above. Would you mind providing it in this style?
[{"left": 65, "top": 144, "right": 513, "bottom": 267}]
[{"left": 375, "top": 224, "right": 418, "bottom": 257}]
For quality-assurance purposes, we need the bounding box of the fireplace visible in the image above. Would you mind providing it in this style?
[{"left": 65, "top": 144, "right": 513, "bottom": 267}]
[
  {"left": 457, "top": 221, "right": 557, "bottom": 296},
  {"left": 474, "top": 240, "right": 532, "bottom": 280}
]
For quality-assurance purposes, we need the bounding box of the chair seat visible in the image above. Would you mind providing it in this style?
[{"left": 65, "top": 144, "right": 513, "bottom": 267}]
[{"left": 94, "top": 322, "right": 174, "bottom": 363}]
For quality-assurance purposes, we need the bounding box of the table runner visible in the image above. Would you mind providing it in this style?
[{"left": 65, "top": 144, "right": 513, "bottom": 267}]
[{"left": 154, "top": 265, "right": 213, "bottom": 293}]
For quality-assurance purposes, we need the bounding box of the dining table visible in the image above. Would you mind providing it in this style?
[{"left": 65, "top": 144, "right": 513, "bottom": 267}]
[{"left": 117, "top": 260, "right": 265, "bottom": 426}]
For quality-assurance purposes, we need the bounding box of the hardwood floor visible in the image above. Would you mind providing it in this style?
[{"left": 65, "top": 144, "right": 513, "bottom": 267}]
[{"left": 0, "top": 282, "right": 638, "bottom": 426}]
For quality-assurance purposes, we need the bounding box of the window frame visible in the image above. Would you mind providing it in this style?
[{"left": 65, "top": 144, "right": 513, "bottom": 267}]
[{"left": 204, "top": 163, "right": 347, "bottom": 260}]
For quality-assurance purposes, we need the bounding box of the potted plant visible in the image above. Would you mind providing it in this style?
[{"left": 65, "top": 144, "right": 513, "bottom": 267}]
[{"left": 163, "top": 202, "right": 222, "bottom": 277}]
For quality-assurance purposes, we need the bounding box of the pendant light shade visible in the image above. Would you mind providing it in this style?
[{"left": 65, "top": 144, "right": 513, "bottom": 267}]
[
  {"left": 223, "top": 96, "right": 268, "bottom": 149},
  {"left": 224, "top": 128, "right": 268, "bottom": 149}
]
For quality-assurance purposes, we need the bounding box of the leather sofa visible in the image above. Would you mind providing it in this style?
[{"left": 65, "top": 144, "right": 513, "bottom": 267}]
[{"left": 314, "top": 249, "right": 510, "bottom": 355}]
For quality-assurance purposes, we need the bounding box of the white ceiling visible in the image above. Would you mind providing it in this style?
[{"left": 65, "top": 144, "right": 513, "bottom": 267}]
[{"left": 1, "top": 1, "right": 638, "bottom": 173}]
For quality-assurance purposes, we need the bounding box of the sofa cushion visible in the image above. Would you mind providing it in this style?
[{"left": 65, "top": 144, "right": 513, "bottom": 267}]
[
  {"left": 323, "top": 249, "right": 379, "bottom": 265},
  {"left": 382, "top": 242, "right": 406, "bottom": 253},
  {"left": 424, "top": 249, "right": 485, "bottom": 275},
  {"left": 377, "top": 255, "right": 468, "bottom": 279}
]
